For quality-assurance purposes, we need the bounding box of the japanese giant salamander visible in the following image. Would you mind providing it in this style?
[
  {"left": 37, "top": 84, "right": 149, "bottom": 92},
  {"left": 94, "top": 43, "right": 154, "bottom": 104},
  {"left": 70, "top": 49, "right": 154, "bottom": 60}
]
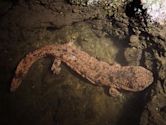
[{"left": 10, "top": 42, "right": 153, "bottom": 96}]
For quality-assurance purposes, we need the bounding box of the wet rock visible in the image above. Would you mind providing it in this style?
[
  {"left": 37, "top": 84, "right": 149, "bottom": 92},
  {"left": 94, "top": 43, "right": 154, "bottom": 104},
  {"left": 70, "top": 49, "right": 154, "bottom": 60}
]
[
  {"left": 104, "top": 12, "right": 129, "bottom": 39},
  {"left": 125, "top": 35, "right": 143, "bottom": 66},
  {"left": 154, "top": 52, "right": 166, "bottom": 81},
  {"left": 68, "top": 0, "right": 88, "bottom": 6},
  {"left": 143, "top": 51, "right": 154, "bottom": 71},
  {"left": 139, "top": 25, "right": 166, "bottom": 125},
  {"left": 124, "top": 47, "right": 142, "bottom": 66},
  {"left": 140, "top": 92, "right": 166, "bottom": 125},
  {"left": 129, "top": 35, "right": 141, "bottom": 48},
  {"left": 68, "top": 0, "right": 105, "bottom": 6}
]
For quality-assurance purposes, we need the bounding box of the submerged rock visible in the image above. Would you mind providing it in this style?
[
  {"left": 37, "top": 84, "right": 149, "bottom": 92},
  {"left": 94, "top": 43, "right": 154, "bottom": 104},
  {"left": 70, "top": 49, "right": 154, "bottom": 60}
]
[
  {"left": 124, "top": 47, "right": 142, "bottom": 66},
  {"left": 129, "top": 35, "right": 141, "bottom": 48}
]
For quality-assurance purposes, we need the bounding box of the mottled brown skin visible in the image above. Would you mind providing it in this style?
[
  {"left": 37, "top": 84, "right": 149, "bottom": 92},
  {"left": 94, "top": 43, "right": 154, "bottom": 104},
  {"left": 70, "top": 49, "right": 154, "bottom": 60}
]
[{"left": 10, "top": 42, "right": 153, "bottom": 96}]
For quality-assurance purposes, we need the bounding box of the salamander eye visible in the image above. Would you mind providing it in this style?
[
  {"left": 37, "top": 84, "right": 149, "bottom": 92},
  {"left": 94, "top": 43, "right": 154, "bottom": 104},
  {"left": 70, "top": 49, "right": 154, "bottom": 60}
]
[{"left": 96, "top": 80, "right": 100, "bottom": 84}]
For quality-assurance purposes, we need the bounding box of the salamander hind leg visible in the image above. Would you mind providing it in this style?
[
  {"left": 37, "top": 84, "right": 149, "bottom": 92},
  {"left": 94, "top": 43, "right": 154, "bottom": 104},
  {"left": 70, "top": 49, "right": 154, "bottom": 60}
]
[{"left": 51, "top": 58, "right": 61, "bottom": 75}]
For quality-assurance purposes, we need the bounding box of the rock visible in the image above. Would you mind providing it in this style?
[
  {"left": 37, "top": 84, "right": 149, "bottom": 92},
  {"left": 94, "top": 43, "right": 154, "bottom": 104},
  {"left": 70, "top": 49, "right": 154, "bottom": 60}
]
[
  {"left": 140, "top": 92, "right": 166, "bottom": 125},
  {"left": 68, "top": 0, "right": 88, "bottom": 6},
  {"left": 124, "top": 47, "right": 142, "bottom": 66},
  {"left": 129, "top": 35, "right": 141, "bottom": 48}
]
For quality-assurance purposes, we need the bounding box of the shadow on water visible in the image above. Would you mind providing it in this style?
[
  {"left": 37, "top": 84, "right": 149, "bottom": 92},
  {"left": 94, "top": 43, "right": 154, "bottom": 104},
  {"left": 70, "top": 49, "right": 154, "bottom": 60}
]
[
  {"left": 117, "top": 90, "right": 150, "bottom": 125},
  {"left": 0, "top": 56, "right": 151, "bottom": 125},
  {"left": 110, "top": 37, "right": 129, "bottom": 65}
]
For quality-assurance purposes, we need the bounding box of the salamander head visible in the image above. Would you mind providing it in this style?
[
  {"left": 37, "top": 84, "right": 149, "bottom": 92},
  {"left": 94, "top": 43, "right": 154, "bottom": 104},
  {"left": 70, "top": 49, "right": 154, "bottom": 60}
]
[{"left": 113, "top": 66, "right": 154, "bottom": 92}]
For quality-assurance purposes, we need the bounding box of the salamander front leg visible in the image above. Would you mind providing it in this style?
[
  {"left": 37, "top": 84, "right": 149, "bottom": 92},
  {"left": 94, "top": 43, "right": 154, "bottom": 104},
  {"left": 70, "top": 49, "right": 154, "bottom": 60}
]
[
  {"left": 109, "top": 86, "right": 121, "bottom": 97},
  {"left": 51, "top": 58, "right": 61, "bottom": 75}
]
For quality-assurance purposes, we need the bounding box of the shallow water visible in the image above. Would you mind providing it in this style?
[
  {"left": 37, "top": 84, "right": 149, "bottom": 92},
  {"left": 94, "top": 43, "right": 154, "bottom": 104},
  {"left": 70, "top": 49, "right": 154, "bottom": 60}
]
[{"left": 1, "top": 22, "right": 149, "bottom": 125}]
